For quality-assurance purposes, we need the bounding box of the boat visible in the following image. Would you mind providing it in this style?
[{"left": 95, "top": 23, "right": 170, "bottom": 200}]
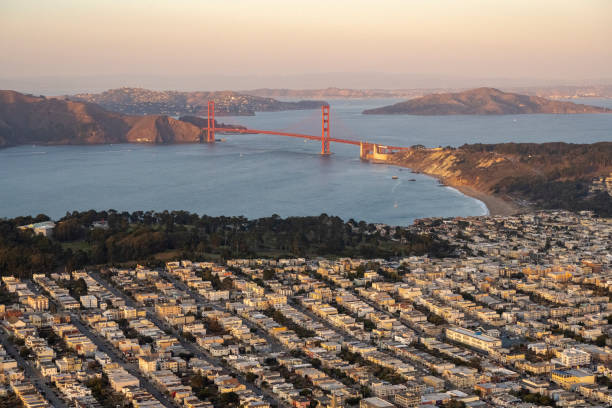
[
  {"left": 408, "top": 178, "right": 416, "bottom": 182},
  {"left": 392, "top": 176, "right": 399, "bottom": 180}
]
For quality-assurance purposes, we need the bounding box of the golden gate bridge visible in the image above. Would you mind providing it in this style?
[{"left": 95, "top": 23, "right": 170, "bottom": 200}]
[{"left": 202, "top": 100, "right": 412, "bottom": 160}]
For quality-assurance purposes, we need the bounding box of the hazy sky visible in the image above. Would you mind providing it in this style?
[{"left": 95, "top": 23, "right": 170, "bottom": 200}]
[{"left": 1, "top": 0, "right": 611, "bottom": 91}]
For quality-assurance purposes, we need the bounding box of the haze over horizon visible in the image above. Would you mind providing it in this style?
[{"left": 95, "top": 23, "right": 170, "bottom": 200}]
[{"left": 1, "top": 0, "right": 611, "bottom": 94}]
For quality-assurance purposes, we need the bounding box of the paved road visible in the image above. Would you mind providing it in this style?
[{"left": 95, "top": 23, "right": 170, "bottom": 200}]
[
  {"left": 27, "top": 277, "right": 174, "bottom": 408},
  {"left": 156, "top": 271, "right": 293, "bottom": 407},
  {"left": 68, "top": 314, "right": 176, "bottom": 408},
  {"left": 0, "top": 332, "right": 69, "bottom": 408},
  {"left": 160, "top": 271, "right": 285, "bottom": 352},
  {"left": 90, "top": 271, "right": 290, "bottom": 408}
]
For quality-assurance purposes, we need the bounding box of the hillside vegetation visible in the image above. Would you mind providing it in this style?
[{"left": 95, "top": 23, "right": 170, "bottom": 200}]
[
  {"left": 363, "top": 88, "right": 612, "bottom": 115},
  {"left": 0, "top": 90, "right": 243, "bottom": 147},
  {"left": 392, "top": 142, "right": 612, "bottom": 216},
  {"left": 0, "top": 211, "right": 456, "bottom": 278},
  {"left": 70, "top": 87, "right": 326, "bottom": 116}
]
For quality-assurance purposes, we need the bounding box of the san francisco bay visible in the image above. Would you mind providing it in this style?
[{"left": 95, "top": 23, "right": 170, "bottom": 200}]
[{"left": 1, "top": 98, "right": 610, "bottom": 225}]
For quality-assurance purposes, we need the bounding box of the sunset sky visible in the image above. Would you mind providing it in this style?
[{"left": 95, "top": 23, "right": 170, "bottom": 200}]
[{"left": 1, "top": 0, "right": 611, "bottom": 91}]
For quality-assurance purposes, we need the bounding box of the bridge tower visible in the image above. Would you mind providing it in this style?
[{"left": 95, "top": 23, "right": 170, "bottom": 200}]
[
  {"left": 321, "top": 105, "right": 330, "bottom": 155},
  {"left": 206, "top": 100, "right": 215, "bottom": 143}
]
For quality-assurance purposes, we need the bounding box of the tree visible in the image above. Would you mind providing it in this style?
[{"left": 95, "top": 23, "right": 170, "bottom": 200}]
[
  {"left": 443, "top": 401, "right": 466, "bottom": 408},
  {"left": 263, "top": 269, "right": 276, "bottom": 280},
  {"left": 468, "top": 357, "right": 482, "bottom": 371},
  {"left": 220, "top": 392, "right": 240, "bottom": 406},
  {"left": 595, "top": 334, "right": 608, "bottom": 347},
  {"left": 427, "top": 313, "right": 446, "bottom": 325},
  {"left": 362, "top": 319, "right": 375, "bottom": 331},
  {"left": 264, "top": 357, "right": 277, "bottom": 366},
  {"left": 345, "top": 397, "right": 360, "bottom": 406},
  {"left": 66, "top": 277, "right": 88, "bottom": 298}
]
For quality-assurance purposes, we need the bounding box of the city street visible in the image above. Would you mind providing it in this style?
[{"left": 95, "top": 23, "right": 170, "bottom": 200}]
[{"left": 0, "top": 331, "right": 69, "bottom": 408}]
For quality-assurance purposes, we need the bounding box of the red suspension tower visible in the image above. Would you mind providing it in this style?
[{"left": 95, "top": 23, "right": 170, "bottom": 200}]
[
  {"left": 321, "top": 105, "right": 330, "bottom": 155},
  {"left": 206, "top": 100, "right": 215, "bottom": 143}
]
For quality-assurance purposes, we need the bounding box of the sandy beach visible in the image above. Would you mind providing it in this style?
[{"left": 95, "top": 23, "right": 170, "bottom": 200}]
[
  {"left": 388, "top": 161, "right": 521, "bottom": 216},
  {"left": 451, "top": 184, "right": 520, "bottom": 216}
]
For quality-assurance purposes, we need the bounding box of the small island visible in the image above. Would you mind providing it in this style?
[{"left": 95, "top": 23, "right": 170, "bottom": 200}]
[{"left": 363, "top": 87, "right": 612, "bottom": 115}]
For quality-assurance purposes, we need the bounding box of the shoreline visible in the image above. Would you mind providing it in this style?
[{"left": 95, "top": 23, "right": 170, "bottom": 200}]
[
  {"left": 387, "top": 161, "right": 521, "bottom": 216},
  {"left": 450, "top": 184, "right": 520, "bottom": 217}
]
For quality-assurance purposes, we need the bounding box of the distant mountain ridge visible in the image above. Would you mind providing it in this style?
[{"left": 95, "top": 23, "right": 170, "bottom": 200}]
[
  {"left": 69, "top": 87, "right": 326, "bottom": 116},
  {"left": 242, "top": 85, "right": 612, "bottom": 99},
  {"left": 0, "top": 90, "right": 242, "bottom": 147},
  {"left": 362, "top": 87, "right": 612, "bottom": 115}
]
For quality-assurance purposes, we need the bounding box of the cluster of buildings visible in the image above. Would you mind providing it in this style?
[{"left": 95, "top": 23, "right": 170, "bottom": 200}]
[
  {"left": 75, "top": 87, "right": 287, "bottom": 116},
  {"left": 590, "top": 173, "right": 612, "bottom": 196},
  {"left": 1, "top": 210, "right": 611, "bottom": 408}
]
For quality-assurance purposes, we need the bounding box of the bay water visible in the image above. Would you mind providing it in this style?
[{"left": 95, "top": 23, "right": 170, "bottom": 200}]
[{"left": 1, "top": 98, "right": 610, "bottom": 225}]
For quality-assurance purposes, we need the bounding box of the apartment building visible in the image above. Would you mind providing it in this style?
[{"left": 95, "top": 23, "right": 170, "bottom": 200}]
[
  {"left": 445, "top": 327, "right": 501, "bottom": 353},
  {"left": 559, "top": 348, "right": 591, "bottom": 367}
]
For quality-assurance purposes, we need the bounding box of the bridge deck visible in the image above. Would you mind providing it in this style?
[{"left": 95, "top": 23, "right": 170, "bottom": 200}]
[{"left": 212, "top": 127, "right": 412, "bottom": 151}]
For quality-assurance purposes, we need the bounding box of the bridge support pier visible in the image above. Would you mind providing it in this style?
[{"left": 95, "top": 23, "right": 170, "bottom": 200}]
[
  {"left": 321, "top": 105, "right": 330, "bottom": 155},
  {"left": 360, "top": 142, "right": 373, "bottom": 160}
]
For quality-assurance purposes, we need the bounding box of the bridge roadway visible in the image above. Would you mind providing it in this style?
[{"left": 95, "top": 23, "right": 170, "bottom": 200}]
[{"left": 212, "top": 127, "right": 413, "bottom": 151}]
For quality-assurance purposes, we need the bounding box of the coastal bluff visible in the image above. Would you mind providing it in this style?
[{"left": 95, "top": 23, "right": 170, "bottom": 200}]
[{"left": 385, "top": 142, "right": 612, "bottom": 216}]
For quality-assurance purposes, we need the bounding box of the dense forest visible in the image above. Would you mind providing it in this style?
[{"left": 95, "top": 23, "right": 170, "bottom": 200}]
[
  {"left": 0, "top": 210, "right": 456, "bottom": 278},
  {"left": 495, "top": 178, "right": 612, "bottom": 216},
  {"left": 461, "top": 142, "right": 612, "bottom": 179},
  {"left": 469, "top": 142, "right": 612, "bottom": 216},
  {"left": 395, "top": 142, "right": 612, "bottom": 217}
]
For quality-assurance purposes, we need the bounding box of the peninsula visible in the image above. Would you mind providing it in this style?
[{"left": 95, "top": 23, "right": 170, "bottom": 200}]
[
  {"left": 69, "top": 87, "right": 326, "bottom": 116},
  {"left": 0, "top": 90, "right": 244, "bottom": 147},
  {"left": 388, "top": 142, "right": 612, "bottom": 216},
  {"left": 244, "top": 84, "right": 612, "bottom": 99},
  {"left": 363, "top": 87, "right": 612, "bottom": 115}
]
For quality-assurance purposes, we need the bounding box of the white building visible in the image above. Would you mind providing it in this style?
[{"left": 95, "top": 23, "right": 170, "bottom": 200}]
[
  {"left": 560, "top": 348, "right": 591, "bottom": 367},
  {"left": 445, "top": 326, "right": 501, "bottom": 354},
  {"left": 18, "top": 221, "right": 56, "bottom": 237},
  {"left": 80, "top": 295, "right": 98, "bottom": 309}
]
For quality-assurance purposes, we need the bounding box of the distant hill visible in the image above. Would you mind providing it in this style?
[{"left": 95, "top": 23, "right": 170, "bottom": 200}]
[
  {"left": 0, "top": 90, "right": 243, "bottom": 147},
  {"left": 242, "top": 87, "right": 430, "bottom": 99},
  {"left": 69, "top": 87, "right": 326, "bottom": 116},
  {"left": 362, "top": 88, "right": 612, "bottom": 115},
  {"left": 240, "top": 85, "right": 612, "bottom": 99},
  {"left": 178, "top": 115, "right": 247, "bottom": 130}
]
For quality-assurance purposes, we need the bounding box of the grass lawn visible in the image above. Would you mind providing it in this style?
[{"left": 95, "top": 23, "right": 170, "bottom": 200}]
[{"left": 60, "top": 240, "right": 92, "bottom": 252}]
